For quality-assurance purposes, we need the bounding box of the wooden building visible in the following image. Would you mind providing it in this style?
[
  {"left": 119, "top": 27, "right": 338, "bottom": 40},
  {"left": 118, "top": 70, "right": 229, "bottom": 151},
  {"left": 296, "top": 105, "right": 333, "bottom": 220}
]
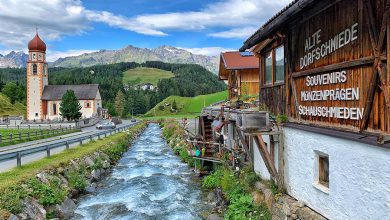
[
  {"left": 219, "top": 51, "right": 259, "bottom": 100},
  {"left": 235, "top": 0, "right": 390, "bottom": 219}
]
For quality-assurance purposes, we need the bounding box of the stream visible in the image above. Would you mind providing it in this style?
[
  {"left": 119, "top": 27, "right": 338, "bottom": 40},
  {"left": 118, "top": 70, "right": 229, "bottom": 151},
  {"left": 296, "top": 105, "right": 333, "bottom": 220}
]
[{"left": 73, "top": 123, "right": 211, "bottom": 220}]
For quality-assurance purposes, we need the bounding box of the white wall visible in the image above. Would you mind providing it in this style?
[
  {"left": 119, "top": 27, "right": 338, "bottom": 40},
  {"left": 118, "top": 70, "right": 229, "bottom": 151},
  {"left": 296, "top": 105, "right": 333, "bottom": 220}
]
[
  {"left": 284, "top": 127, "right": 390, "bottom": 220},
  {"left": 46, "top": 100, "right": 98, "bottom": 120},
  {"left": 252, "top": 135, "right": 279, "bottom": 180},
  {"left": 27, "top": 76, "right": 42, "bottom": 120}
]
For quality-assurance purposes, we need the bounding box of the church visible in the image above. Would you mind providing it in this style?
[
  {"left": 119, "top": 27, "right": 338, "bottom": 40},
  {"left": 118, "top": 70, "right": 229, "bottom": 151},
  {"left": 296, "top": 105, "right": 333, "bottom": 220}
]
[{"left": 26, "top": 33, "right": 102, "bottom": 121}]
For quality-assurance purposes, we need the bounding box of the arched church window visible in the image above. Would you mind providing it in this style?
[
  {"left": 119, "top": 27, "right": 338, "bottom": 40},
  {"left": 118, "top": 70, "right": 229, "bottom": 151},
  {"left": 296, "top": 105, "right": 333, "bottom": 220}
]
[{"left": 33, "top": 64, "right": 37, "bottom": 75}]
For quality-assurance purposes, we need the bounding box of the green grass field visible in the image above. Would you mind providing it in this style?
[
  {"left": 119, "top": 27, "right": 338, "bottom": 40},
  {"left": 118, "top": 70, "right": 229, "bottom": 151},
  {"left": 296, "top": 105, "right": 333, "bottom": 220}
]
[
  {"left": 123, "top": 67, "right": 174, "bottom": 86},
  {"left": 0, "top": 128, "right": 79, "bottom": 147},
  {"left": 143, "top": 91, "right": 227, "bottom": 117},
  {"left": 0, "top": 93, "right": 25, "bottom": 117}
]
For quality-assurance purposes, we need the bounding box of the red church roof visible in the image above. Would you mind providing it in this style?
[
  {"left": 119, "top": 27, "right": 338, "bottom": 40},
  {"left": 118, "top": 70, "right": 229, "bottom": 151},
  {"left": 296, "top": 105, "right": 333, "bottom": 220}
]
[
  {"left": 220, "top": 51, "right": 259, "bottom": 70},
  {"left": 28, "top": 34, "right": 46, "bottom": 52}
]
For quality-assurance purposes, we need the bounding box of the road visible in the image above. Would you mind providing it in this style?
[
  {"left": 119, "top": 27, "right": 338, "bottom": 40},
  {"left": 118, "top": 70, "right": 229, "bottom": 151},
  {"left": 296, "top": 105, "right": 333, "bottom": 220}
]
[{"left": 0, "top": 120, "right": 137, "bottom": 172}]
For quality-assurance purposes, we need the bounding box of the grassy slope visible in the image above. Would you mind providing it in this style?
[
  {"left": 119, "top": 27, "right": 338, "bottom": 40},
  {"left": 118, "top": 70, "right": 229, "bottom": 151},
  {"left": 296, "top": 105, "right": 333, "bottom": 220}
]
[
  {"left": 123, "top": 67, "right": 174, "bottom": 86},
  {"left": 144, "top": 91, "right": 227, "bottom": 117},
  {"left": 0, "top": 93, "right": 25, "bottom": 117}
]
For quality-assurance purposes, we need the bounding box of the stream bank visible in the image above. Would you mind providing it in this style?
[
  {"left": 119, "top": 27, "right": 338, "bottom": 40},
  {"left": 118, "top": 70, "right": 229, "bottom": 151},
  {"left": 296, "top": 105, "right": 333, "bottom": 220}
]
[
  {"left": 73, "top": 123, "right": 213, "bottom": 219},
  {"left": 0, "top": 122, "right": 147, "bottom": 220}
]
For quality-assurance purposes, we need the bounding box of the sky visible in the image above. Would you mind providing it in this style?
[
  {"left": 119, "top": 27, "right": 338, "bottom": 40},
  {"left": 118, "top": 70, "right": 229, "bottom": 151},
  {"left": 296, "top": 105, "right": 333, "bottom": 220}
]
[{"left": 0, "top": 0, "right": 292, "bottom": 61}]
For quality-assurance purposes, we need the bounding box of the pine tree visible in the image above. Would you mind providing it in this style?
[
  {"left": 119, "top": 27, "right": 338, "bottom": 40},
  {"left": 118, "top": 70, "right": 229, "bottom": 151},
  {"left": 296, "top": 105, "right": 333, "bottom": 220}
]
[
  {"left": 114, "top": 90, "right": 125, "bottom": 117},
  {"left": 60, "top": 90, "right": 82, "bottom": 121}
]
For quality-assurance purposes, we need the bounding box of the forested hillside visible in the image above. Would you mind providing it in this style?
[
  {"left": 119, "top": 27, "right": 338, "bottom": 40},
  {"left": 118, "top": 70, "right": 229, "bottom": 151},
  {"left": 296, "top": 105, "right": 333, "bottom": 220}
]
[{"left": 0, "top": 62, "right": 226, "bottom": 116}]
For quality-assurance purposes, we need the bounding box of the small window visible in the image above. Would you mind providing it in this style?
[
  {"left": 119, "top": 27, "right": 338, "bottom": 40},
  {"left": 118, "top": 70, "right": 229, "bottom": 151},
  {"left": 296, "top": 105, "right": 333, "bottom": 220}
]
[
  {"left": 53, "top": 103, "right": 57, "bottom": 115},
  {"left": 35, "top": 113, "right": 38, "bottom": 117},
  {"left": 275, "top": 46, "right": 284, "bottom": 82},
  {"left": 85, "top": 102, "right": 91, "bottom": 108},
  {"left": 265, "top": 52, "right": 273, "bottom": 84},
  {"left": 33, "top": 64, "right": 37, "bottom": 75},
  {"left": 318, "top": 155, "right": 329, "bottom": 188}
]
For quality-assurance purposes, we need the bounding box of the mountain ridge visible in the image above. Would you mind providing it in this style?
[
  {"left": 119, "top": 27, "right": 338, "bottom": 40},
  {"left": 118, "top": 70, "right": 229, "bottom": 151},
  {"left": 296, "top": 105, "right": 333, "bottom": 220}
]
[{"left": 0, "top": 45, "right": 219, "bottom": 73}]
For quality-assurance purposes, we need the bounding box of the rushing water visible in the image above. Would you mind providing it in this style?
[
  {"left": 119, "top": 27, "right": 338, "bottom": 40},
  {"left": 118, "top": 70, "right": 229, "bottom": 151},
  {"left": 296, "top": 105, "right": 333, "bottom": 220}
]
[{"left": 74, "top": 123, "right": 210, "bottom": 220}]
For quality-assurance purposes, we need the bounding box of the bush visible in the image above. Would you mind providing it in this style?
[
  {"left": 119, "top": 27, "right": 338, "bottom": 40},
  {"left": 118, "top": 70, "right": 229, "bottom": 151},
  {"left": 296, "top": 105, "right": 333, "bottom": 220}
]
[
  {"left": 0, "top": 186, "right": 26, "bottom": 213},
  {"left": 66, "top": 168, "right": 88, "bottom": 191},
  {"left": 27, "top": 178, "right": 67, "bottom": 206}
]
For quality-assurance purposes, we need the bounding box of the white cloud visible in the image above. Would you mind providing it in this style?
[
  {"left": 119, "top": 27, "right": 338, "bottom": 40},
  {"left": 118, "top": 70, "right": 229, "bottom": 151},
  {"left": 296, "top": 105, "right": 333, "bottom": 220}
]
[
  {"left": 46, "top": 49, "right": 97, "bottom": 62},
  {"left": 85, "top": 10, "right": 167, "bottom": 36},
  {"left": 131, "top": 0, "right": 292, "bottom": 38},
  {"left": 180, "top": 47, "right": 235, "bottom": 56},
  {"left": 209, "top": 26, "right": 259, "bottom": 39},
  {"left": 0, "top": 0, "right": 294, "bottom": 50}
]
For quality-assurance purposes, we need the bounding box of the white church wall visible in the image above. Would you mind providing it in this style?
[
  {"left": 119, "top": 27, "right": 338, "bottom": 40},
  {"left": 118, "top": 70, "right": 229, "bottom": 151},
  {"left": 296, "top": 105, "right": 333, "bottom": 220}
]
[{"left": 27, "top": 76, "right": 42, "bottom": 121}]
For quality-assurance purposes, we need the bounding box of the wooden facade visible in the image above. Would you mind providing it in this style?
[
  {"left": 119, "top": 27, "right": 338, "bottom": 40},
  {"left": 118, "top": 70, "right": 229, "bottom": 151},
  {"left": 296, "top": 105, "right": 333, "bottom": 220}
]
[
  {"left": 219, "top": 52, "right": 260, "bottom": 100},
  {"left": 242, "top": 0, "right": 390, "bottom": 135}
]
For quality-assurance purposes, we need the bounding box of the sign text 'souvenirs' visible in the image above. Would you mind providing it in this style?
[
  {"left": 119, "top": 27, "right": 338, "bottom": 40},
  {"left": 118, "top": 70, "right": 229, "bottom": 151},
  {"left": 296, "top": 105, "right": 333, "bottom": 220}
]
[
  {"left": 299, "top": 23, "right": 358, "bottom": 70},
  {"left": 298, "top": 70, "right": 364, "bottom": 120}
]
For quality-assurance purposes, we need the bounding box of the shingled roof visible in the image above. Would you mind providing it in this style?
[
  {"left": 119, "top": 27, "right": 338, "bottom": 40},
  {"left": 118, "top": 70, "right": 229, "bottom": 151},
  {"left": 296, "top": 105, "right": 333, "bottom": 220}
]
[
  {"left": 41, "top": 84, "right": 100, "bottom": 101},
  {"left": 221, "top": 51, "right": 259, "bottom": 70}
]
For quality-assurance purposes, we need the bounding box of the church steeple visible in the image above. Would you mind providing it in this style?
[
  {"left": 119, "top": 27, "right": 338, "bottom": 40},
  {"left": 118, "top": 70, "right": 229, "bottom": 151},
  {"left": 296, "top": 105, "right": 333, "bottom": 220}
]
[{"left": 26, "top": 32, "right": 48, "bottom": 121}]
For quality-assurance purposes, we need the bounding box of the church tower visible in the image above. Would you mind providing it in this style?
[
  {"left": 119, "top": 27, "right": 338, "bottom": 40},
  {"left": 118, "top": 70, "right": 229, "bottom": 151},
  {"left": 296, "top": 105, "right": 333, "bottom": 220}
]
[{"left": 26, "top": 33, "right": 48, "bottom": 121}]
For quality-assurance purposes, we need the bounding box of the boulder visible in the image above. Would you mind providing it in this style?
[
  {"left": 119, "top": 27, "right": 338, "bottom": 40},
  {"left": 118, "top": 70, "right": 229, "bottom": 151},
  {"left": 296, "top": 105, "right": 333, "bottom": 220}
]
[
  {"left": 84, "top": 156, "right": 94, "bottom": 167},
  {"left": 296, "top": 207, "right": 326, "bottom": 220},
  {"left": 36, "top": 173, "right": 49, "bottom": 184},
  {"left": 21, "top": 199, "right": 46, "bottom": 220},
  {"left": 207, "top": 191, "right": 216, "bottom": 202},
  {"left": 55, "top": 198, "right": 76, "bottom": 219},
  {"left": 8, "top": 214, "right": 19, "bottom": 220},
  {"left": 85, "top": 183, "right": 97, "bottom": 194},
  {"left": 91, "top": 169, "right": 102, "bottom": 180},
  {"left": 251, "top": 191, "right": 265, "bottom": 206},
  {"left": 207, "top": 213, "right": 223, "bottom": 220}
]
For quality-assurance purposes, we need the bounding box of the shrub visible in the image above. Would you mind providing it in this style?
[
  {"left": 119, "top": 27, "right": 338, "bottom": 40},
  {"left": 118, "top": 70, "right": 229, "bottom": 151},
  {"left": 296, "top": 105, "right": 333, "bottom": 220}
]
[
  {"left": 27, "top": 178, "right": 67, "bottom": 206},
  {"left": 66, "top": 169, "right": 88, "bottom": 191},
  {"left": 91, "top": 157, "right": 104, "bottom": 170},
  {"left": 0, "top": 186, "right": 26, "bottom": 213}
]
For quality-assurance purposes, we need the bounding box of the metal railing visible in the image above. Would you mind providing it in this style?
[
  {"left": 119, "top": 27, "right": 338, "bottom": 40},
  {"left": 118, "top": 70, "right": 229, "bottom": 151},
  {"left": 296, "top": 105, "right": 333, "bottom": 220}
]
[
  {"left": 0, "top": 123, "right": 138, "bottom": 168},
  {"left": 0, "top": 126, "right": 78, "bottom": 145}
]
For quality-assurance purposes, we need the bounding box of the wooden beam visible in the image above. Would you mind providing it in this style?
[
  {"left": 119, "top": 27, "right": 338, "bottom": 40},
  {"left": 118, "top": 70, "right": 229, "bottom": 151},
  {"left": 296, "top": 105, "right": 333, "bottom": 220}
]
[
  {"left": 360, "top": 0, "right": 390, "bottom": 131},
  {"left": 253, "top": 134, "right": 279, "bottom": 182},
  {"left": 235, "top": 126, "right": 253, "bottom": 165},
  {"left": 292, "top": 56, "right": 374, "bottom": 78}
]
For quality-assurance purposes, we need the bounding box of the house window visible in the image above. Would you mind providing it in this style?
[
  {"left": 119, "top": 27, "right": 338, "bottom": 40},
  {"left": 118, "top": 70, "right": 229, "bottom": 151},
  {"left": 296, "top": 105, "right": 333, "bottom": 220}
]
[
  {"left": 265, "top": 52, "right": 273, "bottom": 84},
  {"left": 262, "top": 45, "right": 285, "bottom": 85},
  {"left": 33, "top": 64, "right": 37, "bottom": 75},
  {"left": 53, "top": 103, "right": 57, "bottom": 115},
  {"left": 275, "top": 46, "right": 284, "bottom": 82},
  {"left": 318, "top": 154, "right": 329, "bottom": 188},
  {"left": 85, "top": 102, "right": 91, "bottom": 108}
]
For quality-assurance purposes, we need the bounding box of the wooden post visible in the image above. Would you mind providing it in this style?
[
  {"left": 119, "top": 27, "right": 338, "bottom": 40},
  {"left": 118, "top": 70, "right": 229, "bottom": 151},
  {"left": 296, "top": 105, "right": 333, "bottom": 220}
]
[
  {"left": 27, "top": 132, "right": 30, "bottom": 140},
  {"left": 0, "top": 134, "right": 2, "bottom": 143},
  {"left": 278, "top": 130, "right": 285, "bottom": 189},
  {"left": 18, "top": 132, "right": 21, "bottom": 141},
  {"left": 9, "top": 134, "right": 12, "bottom": 142},
  {"left": 253, "top": 134, "right": 281, "bottom": 187},
  {"left": 17, "top": 152, "right": 21, "bottom": 168},
  {"left": 79, "top": 139, "right": 82, "bottom": 145},
  {"left": 65, "top": 141, "right": 70, "bottom": 150},
  {"left": 235, "top": 126, "right": 253, "bottom": 165}
]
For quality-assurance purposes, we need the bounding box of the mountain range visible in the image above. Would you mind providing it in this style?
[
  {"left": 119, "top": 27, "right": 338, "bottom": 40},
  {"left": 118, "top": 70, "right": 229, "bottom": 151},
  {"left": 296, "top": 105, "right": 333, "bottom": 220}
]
[
  {"left": 0, "top": 51, "right": 28, "bottom": 68},
  {"left": 0, "top": 46, "right": 219, "bottom": 73}
]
